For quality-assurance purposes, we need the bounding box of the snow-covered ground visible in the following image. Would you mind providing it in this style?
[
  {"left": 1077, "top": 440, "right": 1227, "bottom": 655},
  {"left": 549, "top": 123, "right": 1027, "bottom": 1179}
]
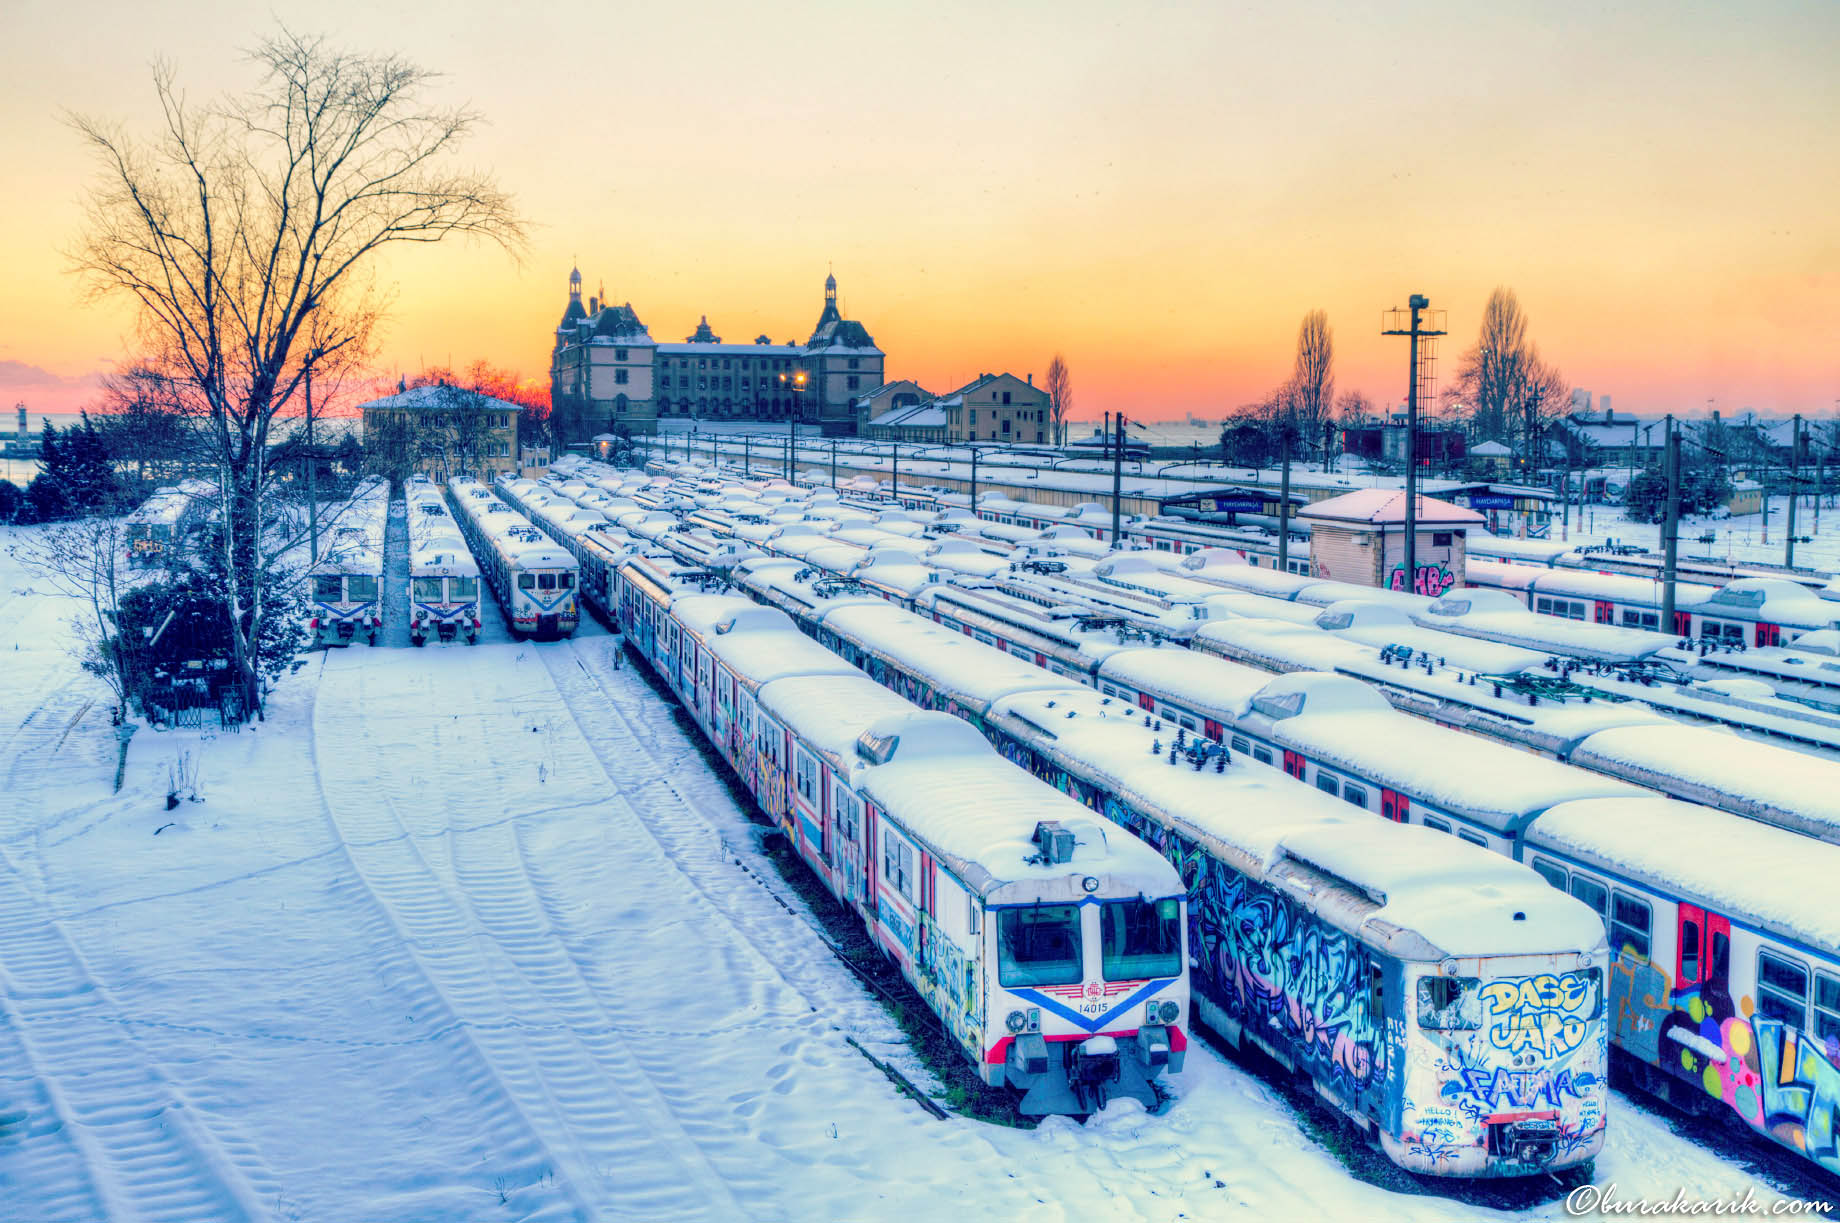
[
  {"left": 0, "top": 522, "right": 1823, "bottom": 1221},
  {"left": 1542, "top": 494, "right": 1840, "bottom": 574}
]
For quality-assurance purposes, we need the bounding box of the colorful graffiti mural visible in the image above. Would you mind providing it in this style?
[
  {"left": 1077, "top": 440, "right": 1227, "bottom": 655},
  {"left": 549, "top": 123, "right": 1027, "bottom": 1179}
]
[
  {"left": 1479, "top": 972, "right": 1598, "bottom": 1059},
  {"left": 1387, "top": 562, "right": 1456, "bottom": 596},
  {"left": 918, "top": 910, "right": 982, "bottom": 1058}
]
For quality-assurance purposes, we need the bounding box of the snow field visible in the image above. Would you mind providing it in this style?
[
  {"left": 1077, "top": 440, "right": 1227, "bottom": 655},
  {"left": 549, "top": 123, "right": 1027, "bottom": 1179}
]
[{"left": 0, "top": 523, "right": 1812, "bottom": 1221}]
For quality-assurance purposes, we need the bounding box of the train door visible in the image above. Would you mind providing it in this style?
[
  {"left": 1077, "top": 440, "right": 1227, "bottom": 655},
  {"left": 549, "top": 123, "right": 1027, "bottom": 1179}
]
[
  {"left": 1594, "top": 600, "right": 1615, "bottom": 625},
  {"left": 1138, "top": 692, "right": 1155, "bottom": 713},
  {"left": 1677, "top": 904, "right": 1733, "bottom": 1003},
  {"left": 863, "top": 802, "right": 879, "bottom": 915},
  {"left": 1380, "top": 788, "right": 1409, "bottom": 823},
  {"left": 1203, "top": 718, "right": 1224, "bottom": 743},
  {"left": 1672, "top": 610, "right": 1693, "bottom": 637},
  {"left": 1756, "top": 622, "right": 1781, "bottom": 649},
  {"left": 1282, "top": 749, "right": 1307, "bottom": 781}
]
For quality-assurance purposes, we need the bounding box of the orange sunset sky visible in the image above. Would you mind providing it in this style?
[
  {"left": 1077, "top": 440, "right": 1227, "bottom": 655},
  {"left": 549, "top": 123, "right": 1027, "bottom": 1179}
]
[{"left": 0, "top": 1, "right": 1835, "bottom": 421}]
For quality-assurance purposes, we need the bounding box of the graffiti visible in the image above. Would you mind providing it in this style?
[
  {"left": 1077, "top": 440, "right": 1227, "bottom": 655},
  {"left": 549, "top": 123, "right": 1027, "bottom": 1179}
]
[
  {"left": 918, "top": 911, "right": 981, "bottom": 1056},
  {"left": 1479, "top": 972, "right": 1598, "bottom": 1058},
  {"left": 1609, "top": 952, "right": 1670, "bottom": 1065},
  {"left": 1445, "top": 1064, "right": 1598, "bottom": 1113},
  {"left": 1753, "top": 1018, "right": 1840, "bottom": 1175},
  {"left": 1387, "top": 562, "right": 1456, "bottom": 597}
]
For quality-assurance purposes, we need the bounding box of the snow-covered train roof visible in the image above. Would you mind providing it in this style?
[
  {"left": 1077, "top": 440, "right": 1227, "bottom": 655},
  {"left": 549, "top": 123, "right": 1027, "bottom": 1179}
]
[
  {"left": 1178, "top": 552, "right": 1317, "bottom": 597},
  {"left": 853, "top": 711, "right": 1182, "bottom": 902},
  {"left": 1292, "top": 581, "right": 1435, "bottom": 615},
  {"left": 127, "top": 481, "right": 212, "bottom": 527},
  {"left": 1465, "top": 536, "right": 1573, "bottom": 565},
  {"left": 818, "top": 601, "right": 1074, "bottom": 712},
  {"left": 988, "top": 687, "right": 1605, "bottom": 959},
  {"left": 1194, "top": 617, "right": 1375, "bottom": 673},
  {"left": 1096, "top": 645, "right": 1270, "bottom": 714},
  {"left": 1692, "top": 578, "right": 1840, "bottom": 629},
  {"left": 705, "top": 609, "right": 860, "bottom": 689},
  {"left": 1522, "top": 567, "right": 1718, "bottom": 608},
  {"left": 1310, "top": 602, "right": 1549, "bottom": 675},
  {"left": 1567, "top": 723, "right": 1840, "bottom": 844},
  {"left": 1243, "top": 673, "right": 1642, "bottom": 833},
  {"left": 1416, "top": 592, "right": 1673, "bottom": 662},
  {"left": 756, "top": 673, "right": 915, "bottom": 773},
  {"left": 1526, "top": 796, "right": 1840, "bottom": 952}
]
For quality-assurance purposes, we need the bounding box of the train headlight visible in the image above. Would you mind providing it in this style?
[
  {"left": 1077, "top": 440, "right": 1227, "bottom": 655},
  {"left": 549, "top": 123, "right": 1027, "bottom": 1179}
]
[
  {"left": 1158, "top": 1000, "right": 1180, "bottom": 1025},
  {"left": 1081, "top": 876, "right": 1100, "bottom": 893},
  {"left": 1006, "top": 1010, "right": 1027, "bottom": 1034}
]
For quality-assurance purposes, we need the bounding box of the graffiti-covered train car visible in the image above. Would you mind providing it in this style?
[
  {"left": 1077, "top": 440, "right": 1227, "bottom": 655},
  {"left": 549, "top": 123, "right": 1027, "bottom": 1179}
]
[
  {"left": 1526, "top": 797, "right": 1840, "bottom": 1181},
  {"left": 984, "top": 686, "right": 1610, "bottom": 1177}
]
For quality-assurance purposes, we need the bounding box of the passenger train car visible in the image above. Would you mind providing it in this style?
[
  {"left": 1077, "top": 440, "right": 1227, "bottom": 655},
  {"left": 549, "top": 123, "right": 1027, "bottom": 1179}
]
[
  {"left": 612, "top": 565, "right": 1192, "bottom": 1117},
  {"left": 404, "top": 480, "right": 480, "bottom": 644},
  {"left": 305, "top": 479, "right": 389, "bottom": 646},
  {"left": 717, "top": 554, "right": 1840, "bottom": 1180},
  {"left": 1465, "top": 559, "right": 1840, "bottom": 649},
  {"left": 655, "top": 553, "right": 1614, "bottom": 1173},
  {"left": 446, "top": 479, "right": 580, "bottom": 638},
  {"left": 124, "top": 478, "right": 217, "bottom": 567}
]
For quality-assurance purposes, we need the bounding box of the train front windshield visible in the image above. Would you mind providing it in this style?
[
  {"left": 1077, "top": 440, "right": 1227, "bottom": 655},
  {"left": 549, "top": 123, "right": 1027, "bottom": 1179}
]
[{"left": 1101, "top": 899, "right": 1182, "bottom": 980}]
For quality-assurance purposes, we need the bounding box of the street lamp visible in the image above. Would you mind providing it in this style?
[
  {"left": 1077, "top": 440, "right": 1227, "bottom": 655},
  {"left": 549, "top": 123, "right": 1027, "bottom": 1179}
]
[{"left": 777, "top": 370, "right": 808, "bottom": 480}]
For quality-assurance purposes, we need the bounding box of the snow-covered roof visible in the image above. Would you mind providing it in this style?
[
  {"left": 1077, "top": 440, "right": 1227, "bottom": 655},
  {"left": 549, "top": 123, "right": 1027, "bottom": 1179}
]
[
  {"left": 854, "top": 712, "right": 1181, "bottom": 901},
  {"left": 756, "top": 673, "right": 913, "bottom": 771},
  {"left": 1298, "top": 490, "right": 1485, "bottom": 527},
  {"left": 1527, "top": 797, "right": 1840, "bottom": 952},
  {"left": 706, "top": 616, "right": 860, "bottom": 690},
  {"left": 1567, "top": 723, "right": 1840, "bottom": 844},
  {"left": 1096, "top": 647, "right": 1269, "bottom": 715},
  {"left": 818, "top": 601, "right": 1072, "bottom": 712}
]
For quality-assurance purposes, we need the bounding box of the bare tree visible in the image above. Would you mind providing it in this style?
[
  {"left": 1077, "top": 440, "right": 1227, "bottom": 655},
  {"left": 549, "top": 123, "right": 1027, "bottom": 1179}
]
[
  {"left": 1289, "top": 310, "right": 1335, "bottom": 446},
  {"left": 1453, "top": 286, "right": 1568, "bottom": 473},
  {"left": 91, "top": 364, "right": 205, "bottom": 490},
  {"left": 70, "top": 30, "right": 523, "bottom": 714},
  {"left": 1044, "top": 354, "right": 1073, "bottom": 447}
]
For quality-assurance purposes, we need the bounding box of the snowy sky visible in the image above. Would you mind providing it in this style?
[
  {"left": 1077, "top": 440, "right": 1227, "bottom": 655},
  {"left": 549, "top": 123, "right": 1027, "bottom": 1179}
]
[{"left": 0, "top": 0, "right": 1836, "bottom": 419}]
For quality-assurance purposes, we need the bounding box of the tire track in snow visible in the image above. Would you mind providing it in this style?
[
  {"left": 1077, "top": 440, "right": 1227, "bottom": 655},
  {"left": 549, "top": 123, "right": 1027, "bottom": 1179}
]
[
  {"left": 0, "top": 849, "right": 277, "bottom": 1223},
  {"left": 312, "top": 646, "right": 755, "bottom": 1221},
  {"left": 542, "top": 636, "right": 942, "bottom": 1088}
]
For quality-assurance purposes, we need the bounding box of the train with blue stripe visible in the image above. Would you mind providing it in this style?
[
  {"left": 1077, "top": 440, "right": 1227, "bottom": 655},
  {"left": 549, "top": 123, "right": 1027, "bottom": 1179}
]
[
  {"left": 611, "top": 551, "right": 1191, "bottom": 1116},
  {"left": 446, "top": 479, "right": 579, "bottom": 639},
  {"left": 405, "top": 478, "right": 480, "bottom": 645},
  {"left": 305, "top": 479, "right": 388, "bottom": 646}
]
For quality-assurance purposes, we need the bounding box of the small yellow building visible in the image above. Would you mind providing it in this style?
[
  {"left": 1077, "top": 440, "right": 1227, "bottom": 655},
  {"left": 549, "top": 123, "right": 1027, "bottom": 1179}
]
[
  {"left": 1299, "top": 489, "right": 1485, "bottom": 595},
  {"left": 360, "top": 384, "right": 520, "bottom": 483}
]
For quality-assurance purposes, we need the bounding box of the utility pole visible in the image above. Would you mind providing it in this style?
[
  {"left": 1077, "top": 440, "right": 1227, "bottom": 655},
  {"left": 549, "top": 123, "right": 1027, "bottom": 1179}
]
[
  {"left": 743, "top": 435, "right": 750, "bottom": 479},
  {"left": 1110, "top": 412, "right": 1125, "bottom": 548},
  {"left": 970, "top": 445, "right": 981, "bottom": 518},
  {"left": 1662, "top": 414, "right": 1681, "bottom": 636},
  {"left": 892, "top": 442, "right": 900, "bottom": 506},
  {"left": 1277, "top": 416, "right": 1293, "bottom": 573},
  {"left": 830, "top": 437, "right": 838, "bottom": 490},
  {"left": 1787, "top": 413, "right": 1802, "bottom": 569},
  {"left": 305, "top": 360, "right": 318, "bottom": 562},
  {"left": 1383, "top": 295, "right": 1445, "bottom": 592},
  {"left": 787, "top": 411, "right": 795, "bottom": 481}
]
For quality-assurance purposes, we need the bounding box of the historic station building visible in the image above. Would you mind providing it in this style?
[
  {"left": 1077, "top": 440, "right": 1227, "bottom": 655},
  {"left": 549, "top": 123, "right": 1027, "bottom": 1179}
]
[{"left": 549, "top": 267, "right": 884, "bottom": 444}]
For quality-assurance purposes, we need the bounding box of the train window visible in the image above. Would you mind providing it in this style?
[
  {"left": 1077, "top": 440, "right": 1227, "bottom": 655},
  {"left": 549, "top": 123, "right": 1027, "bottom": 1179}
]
[
  {"left": 1458, "top": 830, "right": 1487, "bottom": 848},
  {"left": 833, "top": 789, "right": 862, "bottom": 842},
  {"left": 1531, "top": 858, "right": 1568, "bottom": 892},
  {"left": 1231, "top": 737, "right": 1250, "bottom": 755},
  {"left": 1757, "top": 951, "right": 1809, "bottom": 1028},
  {"left": 967, "top": 900, "right": 980, "bottom": 937},
  {"left": 1701, "top": 619, "right": 1745, "bottom": 644},
  {"left": 882, "top": 838, "right": 915, "bottom": 902},
  {"left": 997, "top": 905, "right": 1082, "bottom": 987},
  {"left": 1315, "top": 774, "right": 1339, "bottom": 798},
  {"left": 1101, "top": 898, "right": 1182, "bottom": 981},
  {"left": 1423, "top": 816, "right": 1452, "bottom": 834},
  {"left": 451, "top": 577, "right": 478, "bottom": 600},
  {"left": 1342, "top": 784, "right": 1368, "bottom": 810},
  {"left": 314, "top": 575, "right": 344, "bottom": 600},
  {"left": 347, "top": 576, "right": 378, "bottom": 601},
  {"left": 1815, "top": 973, "right": 1840, "bottom": 1044},
  {"left": 538, "top": 573, "right": 557, "bottom": 590},
  {"left": 413, "top": 578, "right": 444, "bottom": 601},
  {"left": 1568, "top": 874, "right": 1609, "bottom": 919},
  {"left": 1621, "top": 609, "right": 1660, "bottom": 631},
  {"left": 1416, "top": 976, "right": 1481, "bottom": 1030},
  {"left": 559, "top": 572, "right": 574, "bottom": 589},
  {"left": 518, "top": 574, "right": 536, "bottom": 590},
  {"left": 1611, "top": 893, "right": 1652, "bottom": 960},
  {"left": 1252, "top": 746, "right": 1273, "bottom": 766}
]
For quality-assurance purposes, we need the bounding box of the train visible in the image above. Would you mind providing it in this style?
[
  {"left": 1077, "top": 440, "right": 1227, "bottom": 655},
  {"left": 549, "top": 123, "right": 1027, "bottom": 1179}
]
[
  {"left": 1465, "top": 559, "right": 1840, "bottom": 650},
  {"left": 446, "top": 479, "right": 580, "bottom": 639},
  {"left": 552, "top": 457, "right": 1840, "bottom": 1181},
  {"left": 612, "top": 559, "right": 1192, "bottom": 1117},
  {"left": 404, "top": 478, "right": 481, "bottom": 645},
  {"left": 304, "top": 479, "right": 389, "bottom": 646},
  {"left": 123, "top": 478, "right": 217, "bottom": 568}
]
